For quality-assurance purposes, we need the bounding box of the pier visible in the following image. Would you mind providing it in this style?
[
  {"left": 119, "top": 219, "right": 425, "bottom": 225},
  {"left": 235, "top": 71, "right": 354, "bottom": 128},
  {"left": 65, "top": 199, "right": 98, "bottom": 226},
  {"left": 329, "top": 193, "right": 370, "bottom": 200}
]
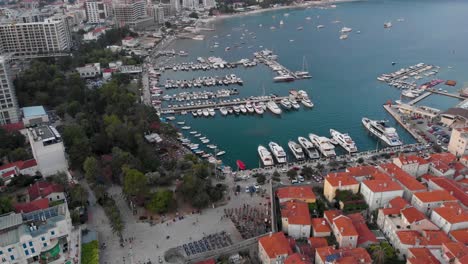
[
  {"left": 428, "top": 89, "right": 465, "bottom": 100},
  {"left": 160, "top": 96, "right": 291, "bottom": 114},
  {"left": 254, "top": 50, "right": 311, "bottom": 81},
  {"left": 408, "top": 92, "right": 431, "bottom": 105},
  {"left": 383, "top": 104, "right": 424, "bottom": 141}
]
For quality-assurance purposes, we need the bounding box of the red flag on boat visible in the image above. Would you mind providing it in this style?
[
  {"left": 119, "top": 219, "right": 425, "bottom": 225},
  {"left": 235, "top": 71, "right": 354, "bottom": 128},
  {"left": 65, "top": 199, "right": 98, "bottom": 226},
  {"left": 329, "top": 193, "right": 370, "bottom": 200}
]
[{"left": 236, "top": 160, "right": 246, "bottom": 170}]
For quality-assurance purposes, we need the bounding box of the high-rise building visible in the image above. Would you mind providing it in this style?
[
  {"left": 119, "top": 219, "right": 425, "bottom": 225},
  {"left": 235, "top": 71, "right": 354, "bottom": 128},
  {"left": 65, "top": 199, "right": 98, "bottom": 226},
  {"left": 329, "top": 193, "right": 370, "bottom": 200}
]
[
  {"left": 113, "top": 0, "right": 154, "bottom": 29},
  {"left": 0, "top": 16, "right": 72, "bottom": 58},
  {"left": 0, "top": 55, "right": 20, "bottom": 125},
  {"left": 85, "top": 1, "right": 110, "bottom": 24},
  {"left": 170, "top": 0, "right": 180, "bottom": 13},
  {"left": 182, "top": 0, "right": 198, "bottom": 10},
  {"left": 203, "top": 0, "right": 215, "bottom": 9}
]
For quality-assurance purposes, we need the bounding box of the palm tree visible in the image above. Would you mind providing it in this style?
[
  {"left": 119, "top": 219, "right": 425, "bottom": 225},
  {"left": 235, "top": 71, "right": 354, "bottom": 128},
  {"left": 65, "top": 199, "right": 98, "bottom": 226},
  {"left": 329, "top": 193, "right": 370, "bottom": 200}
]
[{"left": 372, "top": 247, "right": 385, "bottom": 264}]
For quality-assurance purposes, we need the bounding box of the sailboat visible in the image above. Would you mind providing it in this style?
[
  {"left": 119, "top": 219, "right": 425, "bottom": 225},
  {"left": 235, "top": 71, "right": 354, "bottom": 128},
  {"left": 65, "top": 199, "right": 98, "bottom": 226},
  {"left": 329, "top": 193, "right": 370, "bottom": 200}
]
[
  {"left": 295, "top": 56, "right": 312, "bottom": 79},
  {"left": 280, "top": 20, "right": 284, "bottom": 26}
]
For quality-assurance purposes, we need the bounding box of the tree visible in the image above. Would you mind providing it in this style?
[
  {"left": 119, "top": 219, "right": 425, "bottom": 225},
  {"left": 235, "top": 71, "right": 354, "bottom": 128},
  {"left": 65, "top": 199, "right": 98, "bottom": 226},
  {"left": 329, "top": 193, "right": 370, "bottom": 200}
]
[
  {"left": 192, "top": 192, "right": 210, "bottom": 209},
  {"left": 147, "top": 189, "right": 174, "bottom": 213},
  {"left": 287, "top": 169, "right": 298, "bottom": 180},
  {"left": 272, "top": 170, "right": 281, "bottom": 182},
  {"left": 83, "top": 156, "right": 99, "bottom": 182},
  {"left": 256, "top": 174, "right": 266, "bottom": 184},
  {"left": 368, "top": 242, "right": 398, "bottom": 264},
  {"left": 301, "top": 166, "right": 314, "bottom": 179},
  {"left": 315, "top": 163, "right": 324, "bottom": 172},
  {"left": 68, "top": 184, "right": 89, "bottom": 209},
  {"left": 189, "top": 12, "right": 199, "bottom": 19},
  {"left": 164, "top": 21, "right": 172, "bottom": 28},
  {"left": 8, "top": 147, "right": 30, "bottom": 162},
  {"left": 122, "top": 167, "right": 148, "bottom": 197},
  {"left": 357, "top": 157, "right": 364, "bottom": 164},
  {"left": 0, "top": 196, "right": 13, "bottom": 214}
]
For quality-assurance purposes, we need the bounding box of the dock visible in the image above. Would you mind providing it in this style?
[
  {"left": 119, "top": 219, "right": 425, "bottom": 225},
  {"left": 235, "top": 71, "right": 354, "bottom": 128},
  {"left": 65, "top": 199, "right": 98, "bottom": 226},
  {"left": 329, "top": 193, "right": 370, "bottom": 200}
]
[
  {"left": 255, "top": 50, "right": 311, "bottom": 81},
  {"left": 383, "top": 104, "right": 423, "bottom": 141},
  {"left": 408, "top": 92, "right": 431, "bottom": 105},
  {"left": 428, "top": 89, "right": 465, "bottom": 100},
  {"left": 160, "top": 96, "right": 291, "bottom": 114}
]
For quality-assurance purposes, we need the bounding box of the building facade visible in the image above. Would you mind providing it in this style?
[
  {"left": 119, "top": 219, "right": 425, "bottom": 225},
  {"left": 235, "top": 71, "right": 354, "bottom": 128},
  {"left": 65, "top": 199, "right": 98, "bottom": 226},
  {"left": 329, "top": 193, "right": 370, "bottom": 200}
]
[
  {"left": 448, "top": 127, "right": 468, "bottom": 157},
  {"left": 85, "top": 1, "right": 110, "bottom": 24},
  {"left": 0, "top": 56, "right": 20, "bottom": 125}
]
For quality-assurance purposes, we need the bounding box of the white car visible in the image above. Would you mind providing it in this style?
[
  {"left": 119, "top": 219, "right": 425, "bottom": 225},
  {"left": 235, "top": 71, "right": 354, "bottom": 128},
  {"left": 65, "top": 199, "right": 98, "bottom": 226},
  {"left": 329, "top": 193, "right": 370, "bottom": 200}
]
[
  {"left": 297, "top": 175, "right": 305, "bottom": 182},
  {"left": 291, "top": 179, "right": 299, "bottom": 184}
]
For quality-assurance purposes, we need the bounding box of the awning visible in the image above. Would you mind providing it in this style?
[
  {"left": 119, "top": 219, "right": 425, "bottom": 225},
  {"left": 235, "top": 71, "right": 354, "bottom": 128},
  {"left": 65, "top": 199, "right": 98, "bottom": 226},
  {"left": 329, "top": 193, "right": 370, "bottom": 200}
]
[{"left": 41, "top": 243, "right": 60, "bottom": 260}]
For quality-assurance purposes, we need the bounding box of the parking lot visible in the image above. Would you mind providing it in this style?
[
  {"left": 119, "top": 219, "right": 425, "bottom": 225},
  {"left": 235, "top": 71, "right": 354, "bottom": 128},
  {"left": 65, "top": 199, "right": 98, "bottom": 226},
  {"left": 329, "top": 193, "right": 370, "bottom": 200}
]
[{"left": 410, "top": 117, "right": 451, "bottom": 151}]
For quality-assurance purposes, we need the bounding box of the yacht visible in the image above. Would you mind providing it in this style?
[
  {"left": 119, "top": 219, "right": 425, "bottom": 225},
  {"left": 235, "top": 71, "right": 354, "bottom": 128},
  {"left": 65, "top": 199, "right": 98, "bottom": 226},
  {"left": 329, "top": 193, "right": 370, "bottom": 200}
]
[
  {"left": 280, "top": 20, "right": 284, "bottom": 25},
  {"left": 207, "top": 144, "right": 217, "bottom": 149},
  {"left": 298, "top": 137, "right": 320, "bottom": 159},
  {"left": 267, "top": 101, "right": 282, "bottom": 115},
  {"left": 177, "top": 121, "right": 185, "bottom": 125},
  {"left": 309, "top": 134, "right": 336, "bottom": 157},
  {"left": 288, "top": 140, "right": 305, "bottom": 160},
  {"left": 203, "top": 109, "right": 210, "bottom": 117},
  {"left": 239, "top": 104, "right": 247, "bottom": 114},
  {"left": 341, "top": 27, "right": 352, "bottom": 33},
  {"left": 216, "top": 151, "right": 226, "bottom": 156},
  {"left": 220, "top": 107, "right": 228, "bottom": 116},
  {"left": 330, "top": 129, "right": 358, "bottom": 153},
  {"left": 362, "top": 117, "right": 402, "bottom": 146},
  {"left": 301, "top": 97, "right": 314, "bottom": 108},
  {"left": 192, "top": 111, "right": 198, "bottom": 117},
  {"left": 233, "top": 105, "right": 240, "bottom": 114},
  {"left": 227, "top": 108, "right": 234, "bottom": 114},
  {"left": 209, "top": 108, "right": 216, "bottom": 116},
  {"left": 197, "top": 109, "right": 203, "bottom": 116},
  {"left": 181, "top": 126, "right": 191, "bottom": 130},
  {"left": 245, "top": 103, "right": 255, "bottom": 113},
  {"left": 297, "top": 26, "right": 304, "bottom": 31},
  {"left": 254, "top": 104, "right": 264, "bottom": 114},
  {"left": 280, "top": 98, "right": 292, "bottom": 109},
  {"left": 268, "top": 142, "right": 287, "bottom": 163},
  {"left": 201, "top": 139, "right": 210, "bottom": 144},
  {"left": 317, "top": 25, "right": 325, "bottom": 29},
  {"left": 339, "top": 34, "right": 348, "bottom": 40},
  {"left": 274, "top": 75, "right": 295, "bottom": 82},
  {"left": 384, "top": 22, "right": 392, "bottom": 28},
  {"left": 291, "top": 100, "right": 300, "bottom": 109},
  {"left": 258, "top": 145, "right": 274, "bottom": 166}
]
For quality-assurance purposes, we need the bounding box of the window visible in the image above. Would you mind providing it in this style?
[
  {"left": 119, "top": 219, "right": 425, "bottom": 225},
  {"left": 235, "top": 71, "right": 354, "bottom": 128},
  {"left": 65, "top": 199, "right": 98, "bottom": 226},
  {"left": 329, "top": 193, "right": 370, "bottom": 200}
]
[
  {"left": 0, "top": 250, "right": 2, "bottom": 254},
  {"left": 25, "top": 250, "right": 29, "bottom": 256},
  {"left": 31, "top": 248, "right": 35, "bottom": 254},
  {"left": 41, "top": 237, "right": 45, "bottom": 241},
  {"left": 9, "top": 256, "right": 14, "bottom": 261},
  {"left": 51, "top": 231, "right": 55, "bottom": 235},
  {"left": 22, "top": 243, "right": 26, "bottom": 249},
  {"left": 43, "top": 243, "right": 47, "bottom": 247},
  {"left": 29, "top": 242, "right": 33, "bottom": 247},
  {"left": 7, "top": 249, "right": 11, "bottom": 253}
]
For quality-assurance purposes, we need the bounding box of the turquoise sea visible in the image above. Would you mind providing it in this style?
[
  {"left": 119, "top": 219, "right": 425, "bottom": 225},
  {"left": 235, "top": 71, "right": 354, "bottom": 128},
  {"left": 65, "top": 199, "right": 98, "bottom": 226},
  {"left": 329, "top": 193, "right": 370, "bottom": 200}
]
[{"left": 160, "top": 0, "right": 468, "bottom": 168}]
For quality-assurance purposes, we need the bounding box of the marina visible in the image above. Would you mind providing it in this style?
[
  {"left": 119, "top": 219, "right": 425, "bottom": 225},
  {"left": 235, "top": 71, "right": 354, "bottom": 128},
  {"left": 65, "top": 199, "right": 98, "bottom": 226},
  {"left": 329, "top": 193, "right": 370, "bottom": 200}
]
[{"left": 255, "top": 49, "right": 312, "bottom": 81}]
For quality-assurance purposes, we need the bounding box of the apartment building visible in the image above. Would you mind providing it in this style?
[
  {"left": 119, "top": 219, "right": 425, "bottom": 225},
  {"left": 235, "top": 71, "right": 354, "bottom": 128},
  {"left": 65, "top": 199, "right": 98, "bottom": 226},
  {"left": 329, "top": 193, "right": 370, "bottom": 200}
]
[
  {"left": 0, "top": 55, "right": 20, "bottom": 125},
  {"left": 85, "top": 0, "right": 110, "bottom": 24}
]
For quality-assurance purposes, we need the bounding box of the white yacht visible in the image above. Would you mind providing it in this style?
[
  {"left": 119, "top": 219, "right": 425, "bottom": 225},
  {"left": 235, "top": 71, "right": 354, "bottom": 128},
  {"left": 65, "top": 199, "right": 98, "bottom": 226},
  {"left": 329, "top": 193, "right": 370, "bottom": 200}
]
[
  {"left": 291, "top": 100, "right": 300, "bottom": 109},
  {"left": 362, "top": 117, "right": 402, "bottom": 146},
  {"left": 288, "top": 140, "right": 305, "bottom": 160},
  {"left": 339, "top": 34, "right": 348, "bottom": 40},
  {"left": 301, "top": 97, "right": 314, "bottom": 108},
  {"left": 274, "top": 75, "right": 295, "bottom": 82},
  {"left": 267, "top": 101, "right": 282, "bottom": 115},
  {"left": 330, "top": 129, "right": 358, "bottom": 153},
  {"left": 280, "top": 98, "right": 292, "bottom": 109},
  {"left": 317, "top": 25, "right": 325, "bottom": 29},
  {"left": 220, "top": 107, "right": 228, "bottom": 115},
  {"left": 280, "top": 20, "right": 284, "bottom": 25},
  {"left": 254, "top": 104, "right": 264, "bottom": 115},
  {"left": 181, "top": 126, "right": 191, "bottom": 130},
  {"left": 309, "top": 134, "right": 336, "bottom": 157},
  {"left": 258, "top": 145, "right": 274, "bottom": 166},
  {"left": 269, "top": 142, "right": 287, "bottom": 163},
  {"left": 384, "top": 22, "right": 392, "bottom": 28},
  {"left": 203, "top": 109, "right": 210, "bottom": 117},
  {"left": 233, "top": 105, "right": 240, "bottom": 114},
  {"left": 209, "top": 108, "right": 216, "bottom": 116},
  {"left": 239, "top": 104, "right": 247, "bottom": 114},
  {"left": 341, "top": 27, "right": 352, "bottom": 33},
  {"left": 298, "top": 137, "right": 320, "bottom": 159},
  {"left": 245, "top": 103, "right": 255, "bottom": 113}
]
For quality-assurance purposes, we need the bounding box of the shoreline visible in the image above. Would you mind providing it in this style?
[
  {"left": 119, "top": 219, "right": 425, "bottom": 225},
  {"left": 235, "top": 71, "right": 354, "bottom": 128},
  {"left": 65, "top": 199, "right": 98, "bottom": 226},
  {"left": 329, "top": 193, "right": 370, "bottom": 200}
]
[{"left": 201, "top": 0, "right": 364, "bottom": 23}]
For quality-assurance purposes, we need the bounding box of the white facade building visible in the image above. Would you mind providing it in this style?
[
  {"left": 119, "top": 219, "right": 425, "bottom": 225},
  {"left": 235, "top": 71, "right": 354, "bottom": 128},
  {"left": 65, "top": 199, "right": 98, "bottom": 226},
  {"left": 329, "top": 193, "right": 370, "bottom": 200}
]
[
  {"left": 430, "top": 205, "right": 468, "bottom": 233},
  {"left": 0, "top": 56, "right": 20, "bottom": 125},
  {"left": 411, "top": 190, "right": 458, "bottom": 216},
  {"left": 360, "top": 180, "right": 404, "bottom": 211},
  {"left": 392, "top": 155, "right": 430, "bottom": 177},
  {"left": 76, "top": 63, "right": 101, "bottom": 78},
  {"left": 85, "top": 1, "right": 110, "bottom": 24}
]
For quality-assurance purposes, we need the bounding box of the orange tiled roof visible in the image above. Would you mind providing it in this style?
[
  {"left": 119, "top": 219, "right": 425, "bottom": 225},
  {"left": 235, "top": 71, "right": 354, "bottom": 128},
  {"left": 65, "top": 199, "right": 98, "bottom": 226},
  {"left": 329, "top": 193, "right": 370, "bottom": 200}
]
[
  {"left": 413, "top": 190, "right": 457, "bottom": 203},
  {"left": 459, "top": 178, "right": 468, "bottom": 185},
  {"left": 398, "top": 155, "right": 429, "bottom": 165},
  {"left": 380, "top": 207, "right": 401, "bottom": 216},
  {"left": 379, "top": 163, "right": 426, "bottom": 191},
  {"left": 433, "top": 204, "right": 468, "bottom": 224},
  {"left": 324, "top": 210, "right": 343, "bottom": 224},
  {"left": 407, "top": 248, "right": 440, "bottom": 264},
  {"left": 369, "top": 171, "right": 392, "bottom": 181},
  {"left": 284, "top": 253, "right": 312, "bottom": 264},
  {"left": 308, "top": 237, "right": 328, "bottom": 250},
  {"left": 389, "top": 196, "right": 410, "bottom": 209},
  {"left": 325, "top": 172, "right": 358, "bottom": 187},
  {"left": 259, "top": 232, "right": 293, "bottom": 258},
  {"left": 346, "top": 166, "right": 378, "bottom": 177},
  {"left": 276, "top": 186, "right": 316, "bottom": 201},
  {"left": 280, "top": 200, "right": 312, "bottom": 226},
  {"left": 362, "top": 179, "right": 403, "bottom": 192},
  {"left": 430, "top": 177, "right": 468, "bottom": 207},
  {"left": 316, "top": 247, "right": 372, "bottom": 264},
  {"left": 443, "top": 242, "right": 467, "bottom": 260},
  {"left": 397, "top": 230, "right": 451, "bottom": 246},
  {"left": 449, "top": 229, "right": 468, "bottom": 244},
  {"left": 348, "top": 213, "right": 377, "bottom": 245},
  {"left": 311, "top": 218, "right": 331, "bottom": 233},
  {"left": 333, "top": 215, "right": 358, "bottom": 237},
  {"left": 401, "top": 207, "right": 427, "bottom": 223},
  {"left": 429, "top": 153, "right": 457, "bottom": 173}
]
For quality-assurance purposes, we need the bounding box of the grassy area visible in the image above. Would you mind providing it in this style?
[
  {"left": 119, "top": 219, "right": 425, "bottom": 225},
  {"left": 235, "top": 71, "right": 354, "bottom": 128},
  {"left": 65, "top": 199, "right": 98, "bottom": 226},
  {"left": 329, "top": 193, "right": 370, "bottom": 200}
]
[{"left": 81, "top": 240, "right": 99, "bottom": 264}]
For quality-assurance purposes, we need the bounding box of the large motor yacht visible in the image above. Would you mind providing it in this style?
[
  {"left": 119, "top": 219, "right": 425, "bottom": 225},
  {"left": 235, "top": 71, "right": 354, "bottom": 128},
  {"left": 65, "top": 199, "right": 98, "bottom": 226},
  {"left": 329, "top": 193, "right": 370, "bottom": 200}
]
[
  {"left": 298, "top": 137, "right": 320, "bottom": 159},
  {"left": 330, "top": 129, "right": 358, "bottom": 153},
  {"left": 309, "top": 134, "right": 336, "bottom": 157},
  {"left": 258, "top": 145, "right": 274, "bottom": 166},
  {"left": 288, "top": 140, "right": 305, "bottom": 160},
  {"left": 268, "top": 142, "right": 287, "bottom": 163},
  {"left": 362, "top": 117, "right": 402, "bottom": 146}
]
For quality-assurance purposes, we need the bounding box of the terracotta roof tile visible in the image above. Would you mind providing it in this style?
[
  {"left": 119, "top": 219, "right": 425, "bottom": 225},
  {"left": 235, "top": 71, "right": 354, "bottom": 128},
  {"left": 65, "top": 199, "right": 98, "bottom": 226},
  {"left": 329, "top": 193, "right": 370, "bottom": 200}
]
[
  {"left": 324, "top": 210, "right": 342, "bottom": 225},
  {"left": 379, "top": 163, "right": 426, "bottom": 191},
  {"left": 389, "top": 197, "right": 410, "bottom": 209},
  {"left": 333, "top": 215, "right": 358, "bottom": 237},
  {"left": 311, "top": 218, "right": 331, "bottom": 233},
  {"left": 362, "top": 179, "right": 403, "bottom": 192},
  {"left": 397, "top": 155, "right": 429, "bottom": 165},
  {"left": 28, "top": 182, "right": 64, "bottom": 201},
  {"left": 380, "top": 208, "right": 401, "bottom": 216},
  {"left": 449, "top": 229, "right": 468, "bottom": 244},
  {"left": 443, "top": 242, "right": 467, "bottom": 260},
  {"left": 430, "top": 177, "right": 468, "bottom": 207},
  {"left": 325, "top": 172, "right": 358, "bottom": 187},
  {"left": 14, "top": 198, "right": 49, "bottom": 213},
  {"left": 347, "top": 213, "right": 377, "bottom": 245},
  {"left": 407, "top": 248, "right": 440, "bottom": 264},
  {"left": 308, "top": 237, "right": 328, "bottom": 250},
  {"left": 280, "top": 200, "right": 311, "bottom": 226},
  {"left": 413, "top": 190, "right": 457, "bottom": 203},
  {"left": 258, "top": 232, "right": 292, "bottom": 259},
  {"left": 316, "top": 247, "right": 372, "bottom": 264},
  {"left": 401, "top": 207, "right": 427, "bottom": 223},
  {"left": 346, "top": 166, "right": 378, "bottom": 177},
  {"left": 276, "top": 186, "right": 316, "bottom": 201},
  {"left": 284, "top": 253, "right": 312, "bottom": 264},
  {"left": 433, "top": 204, "right": 468, "bottom": 224}
]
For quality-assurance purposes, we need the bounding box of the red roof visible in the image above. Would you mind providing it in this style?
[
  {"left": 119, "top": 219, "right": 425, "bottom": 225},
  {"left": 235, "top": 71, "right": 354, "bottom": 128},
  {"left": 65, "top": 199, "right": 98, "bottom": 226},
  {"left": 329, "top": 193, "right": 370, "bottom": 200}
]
[
  {"left": 276, "top": 186, "right": 316, "bottom": 201},
  {"left": 194, "top": 259, "right": 215, "bottom": 264},
  {"left": 0, "top": 159, "right": 37, "bottom": 172},
  {"left": 362, "top": 179, "right": 403, "bottom": 192},
  {"left": 413, "top": 190, "right": 457, "bottom": 204},
  {"left": 379, "top": 163, "right": 426, "bottom": 191},
  {"left": 325, "top": 172, "right": 358, "bottom": 187},
  {"left": 284, "top": 253, "right": 312, "bottom": 264},
  {"left": 348, "top": 213, "right": 377, "bottom": 245},
  {"left": 443, "top": 242, "right": 467, "bottom": 260},
  {"left": 280, "top": 200, "right": 311, "bottom": 226},
  {"left": 14, "top": 198, "right": 49, "bottom": 213},
  {"left": 0, "top": 122, "right": 24, "bottom": 132},
  {"left": 333, "top": 215, "right": 358, "bottom": 237},
  {"left": 389, "top": 196, "right": 410, "bottom": 209},
  {"left": 324, "top": 210, "right": 342, "bottom": 225},
  {"left": 28, "top": 182, "right": 64, "bottom": 201},
  {"left": 0, "top": 162, "right": 17, "bottom": 171},
  {"left": 397, "top": 230, "right": 451, "bottom": 246},
  {"left": 2, "top": 170, "right": 16, "bottom": 178},
  {"left": 407, "top": 248, "right": 440, "bottom": 264},
  {"left": 429, "top": 152, "right": 457, "bottom": 173},
  {"left": 397, "top": 155, "right": 429, "bottom": 165},
  {"left": 316, "top": 247, "right": 372, "bottom": 264},
  {"left": 401, "top": 207, "right": 427, "bottom": 223},
  {"left": 308, "top": 237, "right": 328, "bottom": 250},
  {"left": 450, "top": 229, "right": 468, "bottom": 244},
  {"left": 346, "top": 166, "right": 378, "bottom": 177},
  {"left": 430, "top": 177, "right": 468, "bottom": 207},
  {"left": 311, "top": 218, "right": 331, "bottom": 234},
  {"left": 258, "top": 232, "right": 292, "bottom": 259},
  {"left": 433, "top": 204, "right": 468, "bottom": 224}
]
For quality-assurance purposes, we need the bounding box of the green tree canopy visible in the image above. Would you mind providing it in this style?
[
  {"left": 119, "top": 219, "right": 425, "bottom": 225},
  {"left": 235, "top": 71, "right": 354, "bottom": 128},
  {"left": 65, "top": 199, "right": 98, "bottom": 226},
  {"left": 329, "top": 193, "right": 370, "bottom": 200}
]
[
  {"left": 123, "top": 167, "right": 148, "bottom": 197},
  {"left": 147, "top": 189, "right": 174, "bottom": 213}
]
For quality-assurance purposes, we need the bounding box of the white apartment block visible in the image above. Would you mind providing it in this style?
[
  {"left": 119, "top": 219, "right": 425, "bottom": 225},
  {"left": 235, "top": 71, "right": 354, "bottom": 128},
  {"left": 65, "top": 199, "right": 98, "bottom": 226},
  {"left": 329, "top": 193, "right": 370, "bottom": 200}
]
[
  {"left": 0, "top": 56, "right": 20, "bottom": 125},
  {"left": 170, "top": 0, "right": 181, "bottom": 13},
  {"left": 27, "top": 125, "right": 68, "bottom": 177},
  {"left": 0, "top": 17, "right": 71, "bottom": 58},
  {"left": 85, "top": 1, "right": 110, "bottom": 24},
  {"left": 430, "top": 205, "right": 468, "bottom": 234},
  {"left": 113, "top": 0, "right": 153, "bottom": 29},
  {"left": 448, "top": 127, "right": 468, "bottom": 157},
  {"left": 0, "top": 204, "right": 72, "bottom": 264},
  {"left": 360, "top": 180, "right": 404, "bottom": 211}
]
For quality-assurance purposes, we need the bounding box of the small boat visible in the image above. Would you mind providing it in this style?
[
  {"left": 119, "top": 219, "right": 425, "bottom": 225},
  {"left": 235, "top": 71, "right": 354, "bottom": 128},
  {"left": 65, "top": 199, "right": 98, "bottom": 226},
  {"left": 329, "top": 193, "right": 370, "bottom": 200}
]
[
  {"left": 195, "top": 134, "right": 201, "bottom": 137},
  {"left": 181, "top": 126, "right": 191, "bottom": 130},
  {"left": 236, "top": 160, "right": 246, "bottom": 170},
  {"left": 384, "top": 22, "right": 392, "bottom": 28},
  {"left": 280, "top": 98, "right": 292, "bottom": 109},
  {"left": 254, "top": 104, "right": 264, "bottom": 115},
  {"left": 202, "top": 154, "right": 211, "bottom": 158},
  {"left": 228, "top": 108, "right": 234, "bottom": 114},
  {"left": 297, "top": 26, "right": 303, "bottom": 30},
  {"left": 305, "top": 17, "right": 312, "bottom": 20},
  {"left": 216, "top": 151, "right": 226, "bottom": 156},
  {"left": 197, "top": 109, "right": 203, "bottom": 116},
  {"left": 291, "top": 100, "right": 300, "bottom": 109},
  {"left": 302, "top": 98, "right": 314, "bottom": 108},
  {"left": 339, "top": 34, "right": 348, "bottom": 40},
  {"left": 280, "top": 20, "right": 284, "bottom": 25},
  {"left": 201, "top": 139, "right": 210, "bottom": 144},
  {"left": 220, "top": 107, "right": 228, "bottom": 116},
  {"left": 317, "top": 25, "right": 325, "bottom": 29},
  {"left": 190, "top": 131, "right": 197, "bottom": 134},
  {"left": 239, "top": 104, "right": 247, "bottom": 114},
  {"left": 266, "top": 101, "right": 282, "bottom": 115},
  {"left": 245, "top": 103, "right": 255, "bottom": 113},
  {"left": 341, "top": 27, "right": 352, "bottom": 33},
  {"left": 189, "top": 144, "right": 199, "bottom": 150},
  {"left": 192, "top": 111, "right": 198, "bottom": 117},
  {"left": 203, "top": 109, "right": 210, "bottom": 117},
  {"left": 207, "top": 144, "right": 217, "bottom": 149},
  {"left": 200, "top": 137, "right": 207, "bottom": 140},
  {"left": 166, "top": 116, "right": 176, "bottom": 121},
  {"left": 225, "top": 47, "right": 231, "bottom": 51},
  {"left": 195, "top": 150, "right": 204, "bottom": 155},
  {"left": 209, "top": 108, "right": 216, "bottom": 117},
  {"left": 177, "top": 121, "right": 185, "bottom": 125},
  {"left": 233, "top": 105, "right": 241, "bottom": 114}
]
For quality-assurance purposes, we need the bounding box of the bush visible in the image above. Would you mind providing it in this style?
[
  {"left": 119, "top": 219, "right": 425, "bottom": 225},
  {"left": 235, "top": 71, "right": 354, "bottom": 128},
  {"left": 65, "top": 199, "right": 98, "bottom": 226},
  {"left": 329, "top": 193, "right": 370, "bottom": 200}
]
[
  {"left": 256, "top": 174, "right": 266, "bottom": 185},
  {"left": 81, "top": 240, "right": 99, "bottom": 264}
]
